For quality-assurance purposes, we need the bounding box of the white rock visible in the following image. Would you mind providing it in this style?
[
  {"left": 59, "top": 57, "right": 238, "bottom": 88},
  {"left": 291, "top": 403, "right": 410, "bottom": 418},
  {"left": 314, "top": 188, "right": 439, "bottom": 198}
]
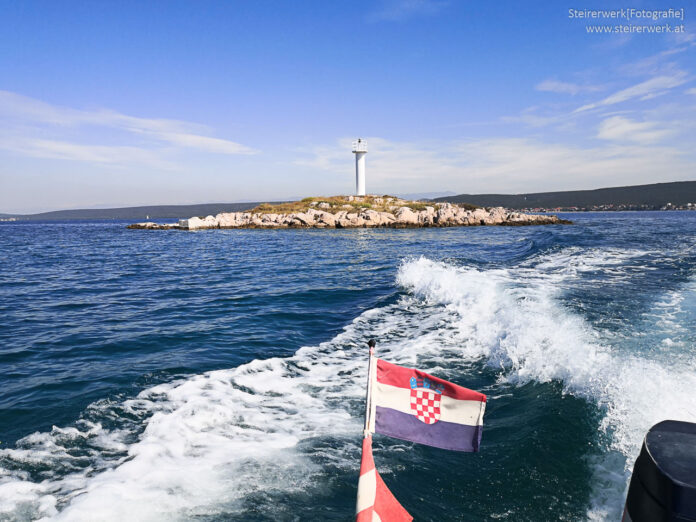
[
  {"left": 317, "top": 212, "right": 335, "bottom": 227},
  {"left": 418, "top": 209, "right": 435, "bottom": 225},
  {"left": 360, "top": 209, "right": 389, "bottom": 226},
  {"left": 395, "top": 207, "right": 419, "bottom": 225},
  {"left": 293, "top": 212, "right": 315, "bottom": 226},
  {"left": 436, "top": 206, "right": 457, "bottom": 224},
  {"left": 471, "top": 208, "right": 488, "bottom": 224}
]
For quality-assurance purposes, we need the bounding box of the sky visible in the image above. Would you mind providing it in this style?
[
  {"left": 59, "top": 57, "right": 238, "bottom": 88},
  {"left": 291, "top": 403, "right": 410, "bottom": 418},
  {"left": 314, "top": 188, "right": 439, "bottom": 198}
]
[{"left": 1, "top": 0, "right": 694, "bottom": 213}]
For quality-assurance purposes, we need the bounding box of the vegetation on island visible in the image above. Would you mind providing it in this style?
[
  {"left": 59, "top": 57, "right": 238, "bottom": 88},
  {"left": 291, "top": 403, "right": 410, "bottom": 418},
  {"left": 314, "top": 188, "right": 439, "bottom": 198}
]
[{"left": 249, "top": 195, "right": 478, "bottom": 215}]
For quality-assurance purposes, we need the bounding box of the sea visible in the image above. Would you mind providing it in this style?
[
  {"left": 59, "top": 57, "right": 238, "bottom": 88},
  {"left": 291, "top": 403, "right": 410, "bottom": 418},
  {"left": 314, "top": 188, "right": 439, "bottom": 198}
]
[{"left": 0, "top": 211, "right": 694, "bottom": 521}]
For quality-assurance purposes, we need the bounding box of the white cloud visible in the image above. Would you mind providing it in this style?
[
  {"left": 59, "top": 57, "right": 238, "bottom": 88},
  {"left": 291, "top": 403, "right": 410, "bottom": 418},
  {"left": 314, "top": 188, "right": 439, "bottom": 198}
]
[
  {"left": 575, "top": 72, "right": 688, "bottom": 112},
  {"left": 597, "top": 116, "right": 671, "bottom": 144},
  {"left": 156, "top": 132, "right": 257, "bottom": 155},
  {"left": 296, "top": 136, "right": 694, "bottom": 194},
  {"left": 535, "top": 80, "right": 602, "bottom": 96},
  {"left": 686, "top": 88, "right": 696, "bottom": 95},
  {"left": 0, "top": 90, "right": 258, "bottom": 163}
]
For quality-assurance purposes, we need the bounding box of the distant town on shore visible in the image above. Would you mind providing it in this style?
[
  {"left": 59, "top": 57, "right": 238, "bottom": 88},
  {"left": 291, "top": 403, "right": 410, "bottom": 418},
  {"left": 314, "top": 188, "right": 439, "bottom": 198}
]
[
  {"left": 432, "top": 181, "right": 696, "bottom": 213},
  {"left": 1, "top": 181, "right": 694, "bottom": 222}
]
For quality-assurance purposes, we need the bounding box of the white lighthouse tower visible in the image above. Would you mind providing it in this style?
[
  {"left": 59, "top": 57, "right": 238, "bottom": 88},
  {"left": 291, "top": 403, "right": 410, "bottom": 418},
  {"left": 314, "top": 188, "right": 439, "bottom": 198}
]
[{"left": 352, "top": 138, "right": 368, "bottom": 196}]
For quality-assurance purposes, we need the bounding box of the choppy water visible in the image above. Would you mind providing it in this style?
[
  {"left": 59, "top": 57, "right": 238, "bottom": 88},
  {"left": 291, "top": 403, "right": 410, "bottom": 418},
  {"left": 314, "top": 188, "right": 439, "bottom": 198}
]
[{"left": 0, "top": 212, "right": 694, "bottom": 521}]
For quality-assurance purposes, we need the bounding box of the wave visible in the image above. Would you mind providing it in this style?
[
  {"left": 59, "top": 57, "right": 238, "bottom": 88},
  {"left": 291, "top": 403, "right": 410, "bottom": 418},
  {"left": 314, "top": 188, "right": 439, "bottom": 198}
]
[{"left": 397, "top": 255, "right": 696, "bottom": 519}]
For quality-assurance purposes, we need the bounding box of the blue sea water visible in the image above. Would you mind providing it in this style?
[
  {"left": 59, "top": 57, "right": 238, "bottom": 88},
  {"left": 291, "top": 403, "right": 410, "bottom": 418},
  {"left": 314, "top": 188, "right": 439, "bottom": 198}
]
[{"left": 0, "top": 212, "right": 694, "bottom": 521}]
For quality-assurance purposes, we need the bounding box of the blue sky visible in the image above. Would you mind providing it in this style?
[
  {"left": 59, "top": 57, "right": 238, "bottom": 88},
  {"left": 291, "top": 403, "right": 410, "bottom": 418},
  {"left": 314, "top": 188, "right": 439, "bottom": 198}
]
[{"left": 1, "top": 0, "right": 694, "bottom": 213}]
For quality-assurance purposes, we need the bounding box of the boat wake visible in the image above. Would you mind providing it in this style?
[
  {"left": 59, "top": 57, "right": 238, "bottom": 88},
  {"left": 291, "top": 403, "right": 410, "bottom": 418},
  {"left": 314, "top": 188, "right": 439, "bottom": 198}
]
[{"left": 1, "top": 249, "right": 694, "bottom": 520}]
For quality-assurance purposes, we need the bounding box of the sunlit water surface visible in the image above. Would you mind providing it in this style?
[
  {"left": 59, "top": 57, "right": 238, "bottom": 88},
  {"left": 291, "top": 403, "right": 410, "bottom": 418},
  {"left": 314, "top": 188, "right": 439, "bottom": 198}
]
[{"left": 0, "top": 212, "right": 694, "bottom": 521}]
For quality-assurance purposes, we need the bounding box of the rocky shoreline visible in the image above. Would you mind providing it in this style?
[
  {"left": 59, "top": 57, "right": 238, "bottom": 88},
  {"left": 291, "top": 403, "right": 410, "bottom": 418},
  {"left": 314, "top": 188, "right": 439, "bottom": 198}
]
[{"left": 127, "top": 196, "right": 570, "bottom": 230}]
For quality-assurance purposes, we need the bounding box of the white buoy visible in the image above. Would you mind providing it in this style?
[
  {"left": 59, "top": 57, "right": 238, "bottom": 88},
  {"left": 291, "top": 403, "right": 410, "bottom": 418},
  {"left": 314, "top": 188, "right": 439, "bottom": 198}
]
[{"left": 352, "top": 138, "right": 368, "bottom": 196}]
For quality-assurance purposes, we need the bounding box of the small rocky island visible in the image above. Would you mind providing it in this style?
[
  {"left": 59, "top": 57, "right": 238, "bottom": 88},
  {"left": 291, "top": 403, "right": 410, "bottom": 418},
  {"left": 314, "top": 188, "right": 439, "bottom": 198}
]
[{"left": 127, "top": 195, "right": 570, "bottom": 230}]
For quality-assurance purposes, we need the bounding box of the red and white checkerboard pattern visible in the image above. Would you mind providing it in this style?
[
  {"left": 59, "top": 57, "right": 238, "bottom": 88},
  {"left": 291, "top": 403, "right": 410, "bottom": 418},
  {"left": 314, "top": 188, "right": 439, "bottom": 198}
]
[{"left": 409, "top": 389, "right": 441, "bottom": 424}]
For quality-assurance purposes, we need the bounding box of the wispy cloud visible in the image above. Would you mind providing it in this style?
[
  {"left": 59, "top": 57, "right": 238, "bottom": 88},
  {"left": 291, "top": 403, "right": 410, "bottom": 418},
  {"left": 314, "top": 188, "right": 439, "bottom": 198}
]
[
  {"left": 575, "top": 71, "right": 688, "bottom": 112},
  {"left": 597, "top": 116, "right": 671, "bottom": 144},
  {"left": 0, "top": 134, "right": 174, "bottom": 168},
  {"left": 367, "top": 0, "right": 446, "bottom": 22},
  {"left": 501, "top": 106, "right": 568, "bottom": 128},
  {"left": 535, "top": 79, "right": 603, "bottom": 96},
  {"left": 673, "top": 31, "right": 696, "bottom": 45},
  {"left": 151, "top": 132, "right": 256, "bottom": 155},
  {"left": 0, "top": 91, "right": 257, "bottom": 165},
  {"left": 686, "top": 88, "right": 696, "bottom": 95},
  {"left": 618, "top": 47, "right": 690, "bottom": 77}
]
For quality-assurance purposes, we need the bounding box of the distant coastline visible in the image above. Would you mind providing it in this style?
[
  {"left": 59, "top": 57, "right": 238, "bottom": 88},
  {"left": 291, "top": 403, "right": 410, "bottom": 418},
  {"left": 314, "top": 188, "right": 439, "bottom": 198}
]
[
  {"left": 1, "top": 181, "right": 694, "bottom": 221},
  {"left": 434, "top": 180, "right": 696, "bottom": 212}
]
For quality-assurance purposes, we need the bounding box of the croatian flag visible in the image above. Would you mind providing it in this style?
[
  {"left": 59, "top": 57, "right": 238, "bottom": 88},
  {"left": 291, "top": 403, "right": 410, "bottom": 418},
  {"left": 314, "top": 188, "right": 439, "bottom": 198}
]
[
  {"left": 356, "top": 436, "right": 412, "bottom": 522},
  {"left": 355, "top": 352, "right": 486, "bottom": 520},
  {"left": 366, "top": 358, "right": 486, "bottom": 452}
]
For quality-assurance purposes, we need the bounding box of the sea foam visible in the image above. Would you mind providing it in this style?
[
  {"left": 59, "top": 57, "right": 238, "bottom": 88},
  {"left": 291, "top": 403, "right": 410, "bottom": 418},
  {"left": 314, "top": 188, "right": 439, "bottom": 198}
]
[{"left": 397, "top": 255, "right": 696, "bottom": 519}]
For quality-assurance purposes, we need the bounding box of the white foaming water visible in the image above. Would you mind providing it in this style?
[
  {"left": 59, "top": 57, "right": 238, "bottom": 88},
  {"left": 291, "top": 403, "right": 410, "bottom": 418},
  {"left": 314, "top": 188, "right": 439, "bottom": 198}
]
[
  {"left": 0, "top": 342, "right": 362, "bottom": 520},
  {"left": 1, "top": 249, "right": 694, "bottom": 521},
  {"left": 0, "top": 301, "right": 454, "bottom": 521},
  {"left": 397, "top": 255, "right": 696, "bottom": 519}
]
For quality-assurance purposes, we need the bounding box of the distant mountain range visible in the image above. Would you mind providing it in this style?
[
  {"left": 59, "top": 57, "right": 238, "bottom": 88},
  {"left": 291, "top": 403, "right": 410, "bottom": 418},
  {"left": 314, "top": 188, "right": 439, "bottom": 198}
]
[
  {"left": 2, "top": 181, "right": 695, "bottom": 220},
  {"left": 1, "top": 202, "right": 265, "bottom": 221},
  {"left": 432, "top": 181, "right": 696, "bottom": 210},
  {"left": 397, "top": 191, "right": 458, "bottom": 200}
]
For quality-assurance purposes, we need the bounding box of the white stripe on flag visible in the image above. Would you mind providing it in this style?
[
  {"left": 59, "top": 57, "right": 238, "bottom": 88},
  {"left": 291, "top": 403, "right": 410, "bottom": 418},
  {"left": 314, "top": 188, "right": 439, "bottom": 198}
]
[
  {"left": 372, "top": 381, "right": 485, "bottom": 426},
  {"left": 368, "top": 355, "right": 377, "bottom": 434},
  {"left": 356, "top": 468, "right": 376, "bottom": 513}
]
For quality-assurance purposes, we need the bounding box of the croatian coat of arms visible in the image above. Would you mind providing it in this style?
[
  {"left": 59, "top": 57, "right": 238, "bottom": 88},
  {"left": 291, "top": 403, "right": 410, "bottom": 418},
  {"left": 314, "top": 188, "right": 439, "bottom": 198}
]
[{"left": 409, "top": 376, "right": 444, "bottom": 424}]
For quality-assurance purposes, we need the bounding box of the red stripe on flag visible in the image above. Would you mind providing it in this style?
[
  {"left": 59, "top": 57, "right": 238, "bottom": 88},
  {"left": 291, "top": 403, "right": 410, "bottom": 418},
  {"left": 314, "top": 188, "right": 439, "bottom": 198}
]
[
  {"left": 359, "top": 436, "right": 375, "bottom": 473},
  {"left": 356, "top": 436, "right": 412, "bottom": 522},
  {"left": 376, "top": 358, "right": 486, "bottom": 402},
  {"left": 373, "top": 471, "right": 412, "bottom": 521}
]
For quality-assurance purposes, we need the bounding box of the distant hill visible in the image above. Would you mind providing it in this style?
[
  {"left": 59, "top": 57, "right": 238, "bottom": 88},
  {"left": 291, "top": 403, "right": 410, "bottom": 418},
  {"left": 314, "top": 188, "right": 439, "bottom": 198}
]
[
  {"left": 397, "top": 190, "right": 457, "bottom": 200},
  {"left": 432, "top": 181, "right": 696, "bottom": 209},
  {"left": 4, "top": 181, "right": 696, "bottom": 220},
  {"left": 3, "top": 202, "right": 268, "bottom": 221}
]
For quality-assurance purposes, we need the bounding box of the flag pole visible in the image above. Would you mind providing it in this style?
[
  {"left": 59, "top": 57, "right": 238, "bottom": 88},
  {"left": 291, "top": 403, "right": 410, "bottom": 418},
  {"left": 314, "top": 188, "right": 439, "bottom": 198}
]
[{"left": 363, "top": 339, "right": 376, "bottom": 437}]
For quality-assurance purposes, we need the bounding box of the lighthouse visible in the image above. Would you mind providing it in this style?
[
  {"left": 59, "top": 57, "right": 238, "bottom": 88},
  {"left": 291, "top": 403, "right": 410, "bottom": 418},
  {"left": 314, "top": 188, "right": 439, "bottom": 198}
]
[{"left": 352, "top": 138, "right": 368, "bottom": 196}]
